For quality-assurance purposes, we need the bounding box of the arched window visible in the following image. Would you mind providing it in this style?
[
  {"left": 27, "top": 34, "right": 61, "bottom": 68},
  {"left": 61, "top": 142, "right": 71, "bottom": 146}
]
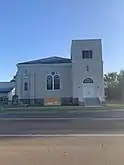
[
  {"left": 83, "top": 78, "right": 93, "bottom": 83},
  {"left": 54, "top": 74, "right": 60, "bottom": 90},
  {"left": 47, "top": 75, "right": 53, "bottom": 90},
  {"left": 46, "top": 72, "right": 61, "bottom": 90}
]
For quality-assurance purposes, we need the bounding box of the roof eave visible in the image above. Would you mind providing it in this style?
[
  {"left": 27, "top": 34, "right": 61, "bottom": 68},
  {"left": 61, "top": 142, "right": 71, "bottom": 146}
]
[{"left": 17, "top": 62, "right": 72, "bottom": 67}]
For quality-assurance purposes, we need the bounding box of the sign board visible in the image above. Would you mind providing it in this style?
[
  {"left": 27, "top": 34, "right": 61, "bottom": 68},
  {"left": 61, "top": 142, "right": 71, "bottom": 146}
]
[{"left": 44, "top": 98, "right": 61, "bottom": 106}]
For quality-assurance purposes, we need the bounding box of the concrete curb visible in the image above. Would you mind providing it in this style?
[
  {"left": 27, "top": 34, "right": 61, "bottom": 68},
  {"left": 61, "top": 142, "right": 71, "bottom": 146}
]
[
  {"left": 0, "top": 133, "right": 124, "bottom": 137},
  {"left": 0, "top": 117, "right": 124, "bottom": 121}
]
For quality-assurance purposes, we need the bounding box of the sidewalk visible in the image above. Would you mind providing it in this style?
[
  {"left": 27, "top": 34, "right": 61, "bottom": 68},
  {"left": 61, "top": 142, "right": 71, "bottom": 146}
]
[{"left": 0, "top": 136, "right": 124, "bottom": 165}]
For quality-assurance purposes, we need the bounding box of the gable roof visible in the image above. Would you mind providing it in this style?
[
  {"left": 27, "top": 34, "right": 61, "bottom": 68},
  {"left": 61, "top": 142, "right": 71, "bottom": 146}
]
[
  {"left": 18, "top": 56, "right": 72, "bottom": 65},
  {"left": 0, "top": 87, "right": 14, "bottom": 93},
  {"left": 0, "top": 82, "right": 15, "bottom": 93}
]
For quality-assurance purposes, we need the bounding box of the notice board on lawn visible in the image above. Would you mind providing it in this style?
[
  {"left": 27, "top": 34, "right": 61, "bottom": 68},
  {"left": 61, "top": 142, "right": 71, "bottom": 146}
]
[{"left": 44, "top": 98, "right": 61, "bottom": 106}]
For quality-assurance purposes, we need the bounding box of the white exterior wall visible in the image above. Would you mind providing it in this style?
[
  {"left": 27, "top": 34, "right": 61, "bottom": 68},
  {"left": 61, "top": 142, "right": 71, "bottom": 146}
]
[
  {"left": 71, "top": 39, "right": 105, "bottom": 101},
  {"left": 8, "top": 88, "right": 15, "bottom": 100},
  {"left": 0, "top": 82, "right": 15, "bottom": 100},
  {"left": 0, "top": 93, "right": 8, "bottom": 98},
  {"left": 16, "top": 39, "right": 105, "bottom": 102},
  {"left": 15, "top": 72, "right": 23, "bottom": 99},
  {"left": 16, "top": 63, "right": 72, "bottom": 99},
  {"left": 0, "top": 89, "right": 15, "bottom": 101}
]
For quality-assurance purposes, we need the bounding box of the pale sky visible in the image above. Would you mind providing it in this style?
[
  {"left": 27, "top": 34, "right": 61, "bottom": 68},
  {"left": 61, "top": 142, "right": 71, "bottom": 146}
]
[{"left": 0, "top": 0, "right": 123, "bottom": 81}]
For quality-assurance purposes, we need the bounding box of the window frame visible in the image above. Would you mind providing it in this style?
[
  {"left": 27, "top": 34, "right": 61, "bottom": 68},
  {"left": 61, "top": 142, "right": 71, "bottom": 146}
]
[
  {"left": 82, "top": 50, "right": 93, "bottom": 59},
  {"left": 89, "top": 50, "right": 92, "bottom": 59},
  {"left": 83, "top": 78, "right": 93, "bottom": 83},
  {"left": 82, "top": 50, "right": 86, "bottom": 59},
  {"left": 24, "top": 82, "right": 28, "bottom": 91},
  {"left": 46, "top": 74, "right": 53, "bottom": 91},
  {"left": 46, "top": 72, "right": 61, "bottom": 91},
  {"left": 54, "top": 74, "right": 61, "bottom": 90}
]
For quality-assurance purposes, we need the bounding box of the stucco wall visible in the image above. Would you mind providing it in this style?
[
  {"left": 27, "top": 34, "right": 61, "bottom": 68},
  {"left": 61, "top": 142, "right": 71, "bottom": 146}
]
[
  {"left": 0, "top": 93, "right": 8, "bottom": 98},
  {"left": 16, "top": 39, "right": 105, "bottom": 102},
  {"left": 71, "top": 39, "right": 105, "bottom": 101},
  {"left": 0, "top": 82, "right": 15, "bottom": 100},
  {"left": 16, "top": 63, "right": 72, "bottom": 99},
  {"left": 8, "top": 88, "right": 15, "bottom": 100}
]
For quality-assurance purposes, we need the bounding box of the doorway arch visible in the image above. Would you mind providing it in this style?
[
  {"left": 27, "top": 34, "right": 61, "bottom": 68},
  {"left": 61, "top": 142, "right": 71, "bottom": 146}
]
[
  {"left": 83, "top": 78, "right": 95, "bottom": 97},
  {"left": 83, "top": 78, "right": 93, "bottom": 84}
]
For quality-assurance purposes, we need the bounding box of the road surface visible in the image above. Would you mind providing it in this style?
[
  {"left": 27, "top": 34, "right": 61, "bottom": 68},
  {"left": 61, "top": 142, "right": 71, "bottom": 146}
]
[
  {"left": 0, "top": 109, "right": 124, "bottom": 134},
  {"left": 1, "top": 110, "right": 124, "bottom": 165},
  {"left": 0, "top": 109, "right": 124, "bottom": 118}
]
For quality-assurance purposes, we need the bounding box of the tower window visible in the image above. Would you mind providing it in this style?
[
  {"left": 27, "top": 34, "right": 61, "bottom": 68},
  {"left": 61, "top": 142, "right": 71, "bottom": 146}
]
[{"left": 82, "top": 50, "right": 93, "bottom": 59}]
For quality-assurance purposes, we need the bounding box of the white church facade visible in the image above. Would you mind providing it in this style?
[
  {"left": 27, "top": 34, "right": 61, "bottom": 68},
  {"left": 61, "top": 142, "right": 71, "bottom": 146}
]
[{"left": 15, "top": 39, "right": 105, "bottom": 106}]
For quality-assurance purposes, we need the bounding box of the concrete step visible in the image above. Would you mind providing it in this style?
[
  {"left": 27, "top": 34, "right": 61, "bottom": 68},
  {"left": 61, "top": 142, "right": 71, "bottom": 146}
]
[{"left": 84, "top": 97, "right": 102, "bottom": 107}]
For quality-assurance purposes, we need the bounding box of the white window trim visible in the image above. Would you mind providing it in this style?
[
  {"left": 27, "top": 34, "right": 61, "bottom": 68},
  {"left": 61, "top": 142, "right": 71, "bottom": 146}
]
[
  {"left": 46, "top": 73, "right": 61, "bottom": 91},
  {"left": 46, "top": 74, "right": 53, "bottom": 91},
  {"left": 53, "top": 74, "right": 61, "bottom": 91}
]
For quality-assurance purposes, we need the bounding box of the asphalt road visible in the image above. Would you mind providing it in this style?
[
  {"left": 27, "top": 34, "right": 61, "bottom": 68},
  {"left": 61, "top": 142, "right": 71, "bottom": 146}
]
[
  {"left": 0, "top": 109, "right": 124, "bottom": 134},
  {"left": 0, "top": 109, "right": 124, "bottom": 118},
  {"left": 1, "top": 119, "right": 124, "bottom": 134}
]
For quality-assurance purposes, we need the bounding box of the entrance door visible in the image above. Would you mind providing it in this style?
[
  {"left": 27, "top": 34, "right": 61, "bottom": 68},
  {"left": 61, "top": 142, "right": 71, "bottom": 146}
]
[
  {"left": 83, "top": 84, "right": 95, "bottom": 97},
  {"left": 83, "top": 78, "right": 95, "bottom": 98}
]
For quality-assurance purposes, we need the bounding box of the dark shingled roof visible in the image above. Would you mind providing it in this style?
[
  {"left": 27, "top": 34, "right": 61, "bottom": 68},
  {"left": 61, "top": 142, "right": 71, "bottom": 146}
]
[
  {"left": 18, "top": 56, "right": 72, "bottom": 65},
  {"left": 0, "top": 87, "right": 14, "bottom": 93}
]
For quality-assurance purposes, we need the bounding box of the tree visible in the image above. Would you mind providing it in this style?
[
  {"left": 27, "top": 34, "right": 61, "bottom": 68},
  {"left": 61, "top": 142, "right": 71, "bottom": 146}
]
[
  {"left": 104, "top": 70, "right": 124, "bottom": 100},
  {"left": 104, "top": 72, "right": 118, "bottom": 88},
  {"left": 117, "top": 70, "right": 124, "bottom": 100}
]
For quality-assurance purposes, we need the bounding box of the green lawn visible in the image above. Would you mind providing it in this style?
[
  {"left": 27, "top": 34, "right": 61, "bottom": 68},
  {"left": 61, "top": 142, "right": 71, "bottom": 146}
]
[
  {"left": 0, "top": 105, "right": 107, "bottom": 113},
  {"left": 0, "top": 103, "right": 124, "bottom": 113},
  {"left": 106, "top": 100, "right": 124, "bottom": 109},
  {"left": 106, "top": 103, "right": 124, "bottom": 109}
]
